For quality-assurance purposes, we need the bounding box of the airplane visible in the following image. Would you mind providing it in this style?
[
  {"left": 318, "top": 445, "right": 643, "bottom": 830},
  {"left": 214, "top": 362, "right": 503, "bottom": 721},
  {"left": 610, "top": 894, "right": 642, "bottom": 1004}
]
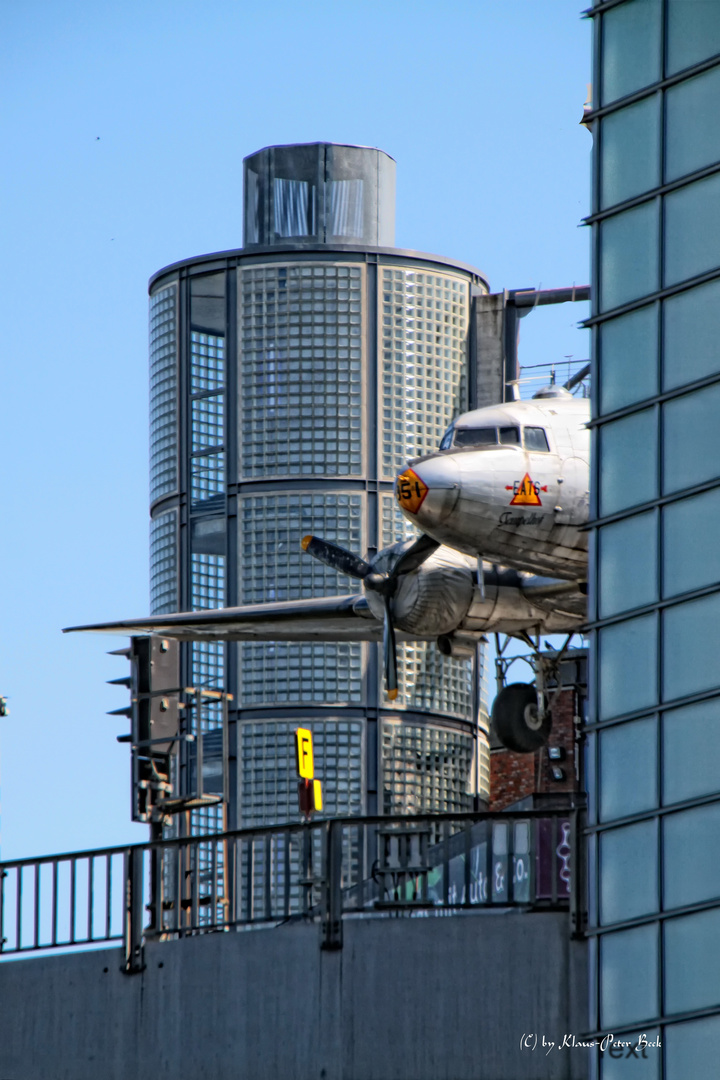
[{"left": 65, "top": 368, "right": 591, "bottom": 756}]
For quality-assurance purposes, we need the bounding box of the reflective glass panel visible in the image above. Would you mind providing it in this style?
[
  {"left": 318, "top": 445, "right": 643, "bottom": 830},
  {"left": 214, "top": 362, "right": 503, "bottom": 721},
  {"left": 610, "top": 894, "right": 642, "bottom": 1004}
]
[
  {"left": 664, "top": 802, "right": 720, "bottom": 908},
  {"left": 600, "top": 820, "right": 658, "bottom": 924},
  {"left": 666, "top": 66, "right": 720, "bottom": 182},
  {"left": 665, "top": 1015, "right": 720, "bottom": 1080},
  {"left": 664, "top": 907, "right": 720, "bottom": 1014},
  {"left": 599, "top": 615, "right": 658, "bottom": 721},
  {"left": 663, "top": 697, "right": 720, "bottom": 805},
  {"left": 663, "top": 277, "right": 720, "bottom": 391},
  {"left": 601, "top": 95, "right": 661, "bottom": 209},
  {"left": 599, "top": 716, "right": 658, "bottom": 822},
  {"left": 599, "top": 304, "right": 658, "bottom": 414},
  {"left": 599, "top": 512, "right": 657, "bottom": 618},
  {"left": 601, "top": 0, "right": 662, "bottom": 105},
  {"left": 600, "top": 201, "right": 660, "bottom": 313},
  {"left": 663, "top": 487, "right": 720, "bottom": 598},
  {"left": 600, "top": 1031, "right": 661, "bottom": 1079},
  {"left": 599, "top": 409, "right": 657, "bottom": 517},
  {"left": 667, "top": 0, "right": 720, "bottom": 74},
  {"left": 665, "top": 172, "right": 720, "bottom": 287},
  {"left": 600, "top": 924, "right": 659, "bottom": 1028},
  {"left": 663, "top": 592, "right": 720, "bottom": 701},
  {"left": 663, "top": 382, "right": 720, "bottom": 494}
]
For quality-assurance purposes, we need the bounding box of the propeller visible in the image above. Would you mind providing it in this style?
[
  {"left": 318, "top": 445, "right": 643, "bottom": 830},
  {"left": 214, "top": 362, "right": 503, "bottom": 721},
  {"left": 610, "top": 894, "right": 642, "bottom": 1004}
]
[{"left": 301, "top": 532, "right": 440, "bottom": 701}]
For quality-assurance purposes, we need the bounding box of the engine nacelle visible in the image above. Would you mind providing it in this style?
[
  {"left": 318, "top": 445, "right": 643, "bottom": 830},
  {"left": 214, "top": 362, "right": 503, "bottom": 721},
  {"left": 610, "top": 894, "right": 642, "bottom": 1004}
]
[{"left": 364, "top": 542, "right": 475, "bottom": 636}]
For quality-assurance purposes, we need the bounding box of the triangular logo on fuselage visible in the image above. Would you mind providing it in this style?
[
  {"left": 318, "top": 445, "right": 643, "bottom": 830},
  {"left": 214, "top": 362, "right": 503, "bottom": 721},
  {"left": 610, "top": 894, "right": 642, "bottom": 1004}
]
[{"left": 509, "top": 473, "right": 543, "bottom": 506}]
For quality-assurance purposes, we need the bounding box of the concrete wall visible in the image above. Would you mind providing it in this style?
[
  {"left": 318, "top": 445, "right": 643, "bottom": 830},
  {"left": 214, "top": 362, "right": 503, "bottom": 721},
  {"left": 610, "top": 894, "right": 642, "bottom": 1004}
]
[{"left": 0, "top": 912, "right": 588, "bottom": 1080}]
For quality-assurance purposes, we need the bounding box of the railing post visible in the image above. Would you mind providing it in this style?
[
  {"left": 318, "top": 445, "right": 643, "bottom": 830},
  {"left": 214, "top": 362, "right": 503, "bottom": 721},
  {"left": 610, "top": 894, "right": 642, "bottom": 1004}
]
[
  {"left": 321, "top": 820, "right": 343, "bottom": 950},
  {"left": 123, "top": 847, "right": 145, "bottom": 974},
  {"left": 570, "top": 804, "right": 588, "bottom": 938}
]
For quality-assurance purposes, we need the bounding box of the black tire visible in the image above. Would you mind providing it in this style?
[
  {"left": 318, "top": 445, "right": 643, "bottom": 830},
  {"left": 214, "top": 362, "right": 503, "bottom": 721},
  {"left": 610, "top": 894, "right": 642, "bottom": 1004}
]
[{"left": 491, "top": 682, "right": 551, "bottom": 753}]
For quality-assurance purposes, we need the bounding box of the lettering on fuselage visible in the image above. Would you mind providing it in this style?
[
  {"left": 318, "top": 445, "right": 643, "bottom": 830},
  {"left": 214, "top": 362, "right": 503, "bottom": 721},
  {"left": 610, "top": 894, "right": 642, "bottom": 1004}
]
[
  {"left": 499, "top": 510, "right": 546, "bottom": 527},
  {"left": 506, "top": 473, "right": 548, "bottom": 506}
]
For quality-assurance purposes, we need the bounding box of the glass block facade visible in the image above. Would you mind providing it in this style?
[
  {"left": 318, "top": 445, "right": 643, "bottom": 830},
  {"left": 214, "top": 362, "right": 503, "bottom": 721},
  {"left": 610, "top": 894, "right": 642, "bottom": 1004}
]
[
  {"left": 149, "top": 172, "right": 490, "bottom": 832},
  {"left": 240, "top": 264, "right": 363, "bottom": 478},
  {"left": 380, "top": 267, "right": 468, "bottom": 476},
  {"left": 588, "top": 5, "right": 720, "bottom": 1075},
  {"left": 381, "top": 721, "right": 474, "bottom": 815},
  {"left": 149, "top": 285, "right": 177, "bottom": 503}
]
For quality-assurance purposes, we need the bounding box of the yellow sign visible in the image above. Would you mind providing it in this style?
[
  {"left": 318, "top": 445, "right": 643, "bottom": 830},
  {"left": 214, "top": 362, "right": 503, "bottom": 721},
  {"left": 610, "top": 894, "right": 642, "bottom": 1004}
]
[
  {"left": 396, "top": 468, "right": 429, "bottom": 514},
  {"left": 295, "top": 727, "right": 314, "bottom": 779},
  {"left": 508, "top": 473, "right": 546, "bottom": 507},
  {"left": 312, "top": 779, "right": 323, "bottom": 812}
]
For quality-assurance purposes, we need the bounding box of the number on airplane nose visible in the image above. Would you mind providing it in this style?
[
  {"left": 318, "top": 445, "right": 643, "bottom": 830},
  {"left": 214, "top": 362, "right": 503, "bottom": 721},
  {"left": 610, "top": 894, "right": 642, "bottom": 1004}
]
[{"left": 395, "top": 469, "right": 429, "bottom": 514}]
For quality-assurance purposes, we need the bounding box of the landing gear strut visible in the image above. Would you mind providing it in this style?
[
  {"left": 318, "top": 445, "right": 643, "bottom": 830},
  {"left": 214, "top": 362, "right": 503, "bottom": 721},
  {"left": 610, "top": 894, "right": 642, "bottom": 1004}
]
[{"left": 491, "top": 632, "right": 577, "bottom": 754}]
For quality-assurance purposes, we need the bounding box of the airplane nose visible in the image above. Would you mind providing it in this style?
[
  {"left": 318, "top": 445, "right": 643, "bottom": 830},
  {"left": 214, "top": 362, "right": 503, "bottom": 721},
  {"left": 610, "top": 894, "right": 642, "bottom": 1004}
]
[{"left": 395, "top": 458, "right": 460, "bottom": 526}]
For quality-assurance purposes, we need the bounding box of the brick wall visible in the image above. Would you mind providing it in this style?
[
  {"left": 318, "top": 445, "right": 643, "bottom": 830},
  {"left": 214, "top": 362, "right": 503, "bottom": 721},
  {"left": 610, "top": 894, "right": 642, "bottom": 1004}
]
[{"left": 489, "top": 686, "right": 580, "bottom": 810}]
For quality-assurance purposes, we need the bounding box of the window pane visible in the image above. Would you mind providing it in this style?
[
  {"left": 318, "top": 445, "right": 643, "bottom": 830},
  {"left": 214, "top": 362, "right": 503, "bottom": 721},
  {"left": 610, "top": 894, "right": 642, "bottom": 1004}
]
[
  {"left": 663, "top": 382, "right": 720, "bottom": 494},
  {"left": 666, "top": 66, "right": 720, "bottom": 183},
  {"left": 664, "top": 908, "right": 720, "bottom": 1014},
  {"left": 600, "top": 924, "right": 659, "bottom": 1028},
  {"left": 599, "top": 512, "right": 657, "bottom": 617},
  {"left": 599, "top": 615, "right": 658, "bottom": 721},
  {"left": 665, "top": 1015, "right": 720, "bottom": 1080},
  {"left": 601, "top": 95, "right": 661, "bottom": 209},
  {"left": 664, "top": 802, "right": 720, "bottom": 908},
  {"left": 599, "top": 716, "right": 658, "bottom": 822},
  {"left": 599, "top": 409, "right": 657, "bottom": 517},
  {"left": 601, "top": 0, "right": 662, "bottom": 105},
  {"left": 600, "top": 820, "right": 658, "bottom": 924},
  {"left": 663, "top": 278, "right": 720, "bottom": 392},
  {"left": 663, "top": 487, "right": 720, "bottom": 598},
  {"left": 523, "top": 427, "right": 549, "bottom": 452},
  {"left": 663, "top": 592, "right": 720, "bottom": 701},
  {"left": 667, "top": 0, "right": 720, "bottom": 75},
  {"left": 601, "top": 1032, "right": 661, "bottom": 1079},
  {"left": 600, "top": 202, "right": 660, "bottom": 312},
  {"left": 663, "top": 697, "right": 720, "bottom": 805},
  {"left": 599, "top": 304, "right": 658, "bottom": 414},
  {"left": 665, "top": 172, "right": 720, "bottom": 287}
]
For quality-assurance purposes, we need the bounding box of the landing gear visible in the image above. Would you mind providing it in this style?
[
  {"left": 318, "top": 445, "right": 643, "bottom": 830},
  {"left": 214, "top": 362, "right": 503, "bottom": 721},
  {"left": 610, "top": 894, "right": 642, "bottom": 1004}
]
[
  {"left": 491, "top": 682, "right": 550, "bottom": 753},
  {"left": 491, "top": 631, "right": 580, "bottom": 754}
]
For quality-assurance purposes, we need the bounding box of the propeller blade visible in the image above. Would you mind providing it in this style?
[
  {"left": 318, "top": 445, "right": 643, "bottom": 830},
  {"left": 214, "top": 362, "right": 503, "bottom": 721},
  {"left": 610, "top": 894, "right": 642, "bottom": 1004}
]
[
  {"left": 389, "top": 533, "right": 440, "bottom": 579},
  {"left": 383, "top": 594, "right": 399, "bottom": 701},
  {"left": 301, "top": 535, "right": 373, "bottom": 580}
]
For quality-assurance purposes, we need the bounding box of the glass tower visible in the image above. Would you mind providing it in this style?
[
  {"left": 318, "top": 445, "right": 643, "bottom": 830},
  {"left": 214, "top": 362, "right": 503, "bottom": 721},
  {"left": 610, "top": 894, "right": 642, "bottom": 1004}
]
[
  {"left": 588, "top": 4, "right": 720, "bottom": 1076},
  {"left": 148, "top": 143, "right": 491, "bottom": 835}
]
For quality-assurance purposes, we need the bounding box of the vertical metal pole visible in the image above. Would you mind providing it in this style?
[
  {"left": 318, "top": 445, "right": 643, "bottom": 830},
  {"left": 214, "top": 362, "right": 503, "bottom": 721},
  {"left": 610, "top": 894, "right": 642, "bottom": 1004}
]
[
  {"left": 463, "top": 822, "right": 472, "bottom": 906},
  {"left": 322, "top": 820, "right": 343, "bottom": 950},
  {"left": 263, "top": 834, "right": 272, "bottom": 921},
  {"left": 105, "top": 855, "right": 112, "bottom": 941},
  {"left": 124, "top": 847, "right": 145, "bottom": 974},
  {"left": 87, "top": 857, "right": 94, "bottom": 942},
  {"left": 70, "top": 859, "right": 76, "bottom": 944},
  {"left": 34, "top": 863, "right": 40, "bottom": 948},
  {"left": 283, "top": 830, "right": 291, "bottom": 918},
  {"left": 442, "top": 821, "right": 450, "bottom": 907},
  {"left": 51, "top": 861, "right": 58, "bottom": 946}
]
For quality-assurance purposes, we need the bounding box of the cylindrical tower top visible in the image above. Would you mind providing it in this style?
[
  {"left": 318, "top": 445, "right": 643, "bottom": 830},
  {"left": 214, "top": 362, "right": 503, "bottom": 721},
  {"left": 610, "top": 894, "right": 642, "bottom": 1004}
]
[{"left": 243, "top": 142, "right": 396, "bottom": 248}]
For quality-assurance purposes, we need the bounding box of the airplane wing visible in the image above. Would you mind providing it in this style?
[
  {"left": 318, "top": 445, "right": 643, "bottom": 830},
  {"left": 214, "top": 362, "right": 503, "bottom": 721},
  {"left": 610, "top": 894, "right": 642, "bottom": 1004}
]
[{"left": 63, "top": 595, "right": 388, "bottom": 643}]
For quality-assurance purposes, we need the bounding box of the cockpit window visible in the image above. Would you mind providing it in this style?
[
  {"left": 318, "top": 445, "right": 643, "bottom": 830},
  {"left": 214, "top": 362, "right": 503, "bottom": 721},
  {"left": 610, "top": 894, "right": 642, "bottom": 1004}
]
[
  {"left": 523, "top": 426, "right": 550, "bottom": 452},
  {"left": 439, "top": 422, "right": 456, "bottom": 451},
  {"left": 454, "top": 426, "right": 498, "bottom": 447},
  {"left": 499, "top": 426, "right": 520, "bottom": 445}
]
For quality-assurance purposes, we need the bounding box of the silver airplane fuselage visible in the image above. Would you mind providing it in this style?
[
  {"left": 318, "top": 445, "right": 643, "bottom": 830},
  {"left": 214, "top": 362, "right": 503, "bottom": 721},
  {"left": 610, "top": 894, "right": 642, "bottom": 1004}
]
[{"left": 395, "top": 389, "right": 590, "bottom": 581}]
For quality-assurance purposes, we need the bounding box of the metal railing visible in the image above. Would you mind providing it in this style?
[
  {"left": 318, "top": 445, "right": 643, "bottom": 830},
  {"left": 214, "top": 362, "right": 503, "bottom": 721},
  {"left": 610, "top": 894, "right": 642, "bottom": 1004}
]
[{"left": 0, "top": 805, "right": 585, "bottom": 971}]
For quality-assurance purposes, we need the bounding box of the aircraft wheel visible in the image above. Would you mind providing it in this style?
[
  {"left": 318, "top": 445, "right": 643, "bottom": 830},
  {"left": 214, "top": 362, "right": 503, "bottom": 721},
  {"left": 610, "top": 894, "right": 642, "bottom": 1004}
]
[{"left": 491, "top": 682, "right": 551, "bottom": 753}]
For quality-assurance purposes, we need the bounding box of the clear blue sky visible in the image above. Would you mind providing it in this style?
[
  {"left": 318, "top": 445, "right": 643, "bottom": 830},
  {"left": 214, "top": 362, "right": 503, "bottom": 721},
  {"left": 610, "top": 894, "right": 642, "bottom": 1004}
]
[{"left": 0, "top": 1, "right": 590, "bottom": 860}]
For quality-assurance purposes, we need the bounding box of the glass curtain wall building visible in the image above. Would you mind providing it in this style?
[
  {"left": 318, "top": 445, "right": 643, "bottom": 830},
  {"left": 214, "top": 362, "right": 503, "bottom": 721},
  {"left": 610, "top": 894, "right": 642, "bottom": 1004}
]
[
  {"left": 148, "top": 144, "right": 491, "bottom": 834},
  {"left": 587, "top": 4, "right": 720, "bottom": 1076}
]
